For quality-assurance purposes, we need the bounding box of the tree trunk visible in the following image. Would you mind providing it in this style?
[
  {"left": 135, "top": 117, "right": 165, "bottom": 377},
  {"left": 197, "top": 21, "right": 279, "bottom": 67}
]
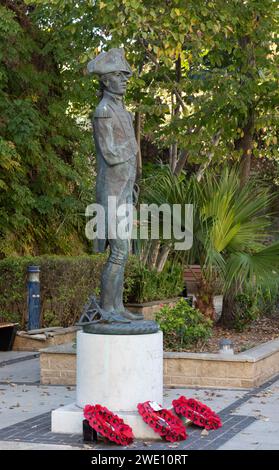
[
  {"left": 174, "top": 150, "right": 189, "bottom": 176},
  {"left": 235, "top": 110, "right": 255, "bottom": 187},
  {"left": 169, "top": 57, "right": 181, "bottom": 172},
  {"left": 147, "top": 240, "right": 161, "bottom": 270},
  {"left": 194, "top": 293, "right": 215, "bottom": 321},
  {"left": 156, "top": 245, "right": 171, "bottom": 272},
  {"left": 235, "top": 34, "right": 256, "bottom": 187},
  {"left": 140, "top": 240, "right": 151, "bottom": 266},
  {"left": 219, "top": 288, "right": 237, "bottom": 328},
  {"left": 169, "top": 142, "right": 174, "bottom": 171},
  {"left": 135, "top": 111, "right": 142, "bottom": 180},
  {"left": 196, "top": 130, "right": 221, "bottom": 182},
  {"left": 171, "top": 143, "right": 178, "bottom": 172},
  {"left": 169, "top": 90, "right": 176, "bottom": 171},
  {"left": 194, "top": 276, "right": 215, "bottom": 320}
]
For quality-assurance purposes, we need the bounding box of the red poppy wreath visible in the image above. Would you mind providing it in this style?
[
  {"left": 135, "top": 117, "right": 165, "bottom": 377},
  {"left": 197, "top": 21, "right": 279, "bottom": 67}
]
[
  {"left": 137, "top": 401, "right": 187, "bottom": 442},
  {"left": 84, "top": 404, "right": 134, "bottom": 446},
  {"left": 172, "top": 396, "right": 222, "bottom": 430}
]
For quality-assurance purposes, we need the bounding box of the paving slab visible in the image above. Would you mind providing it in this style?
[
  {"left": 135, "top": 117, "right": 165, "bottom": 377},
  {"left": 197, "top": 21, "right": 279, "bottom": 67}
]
[
  {"left": 226, "top": 380, "right": 279, "bottom": 420},
  {"left": 0, "top": 384, "right": 75, "bottom": 429},
  {"left": 0, "top": 440, "right": 81, "bottom": 450},
  {"left": 219, "top": 378, "right": 279, "bottom": 450},
  {"left": 0, "top": 351, "right": 38, "bottom": 364},
  {"left": 0, "top": 358, "right": 40, "bottom": 383}
]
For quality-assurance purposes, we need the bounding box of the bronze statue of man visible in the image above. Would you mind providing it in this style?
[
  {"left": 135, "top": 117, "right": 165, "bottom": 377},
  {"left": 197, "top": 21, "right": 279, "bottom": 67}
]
[{"left": 87, "top": 48, "right": 143, "bottom": 323}]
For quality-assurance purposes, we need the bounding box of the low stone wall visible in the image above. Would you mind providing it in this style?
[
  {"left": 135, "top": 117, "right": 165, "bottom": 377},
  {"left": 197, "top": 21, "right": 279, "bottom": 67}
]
[
  {"left": 126, "top": 298, "right": 179, "bottom": 320},
  {"left": 40, "top": 343, "right": 77, "bottom": 385},
  {"left": 13, "top": 327, "right": 79, "bottom": 352},
  {"left": 40, "top": 337, "right": 279, "bottom": 388},
  {"left": 126, "top": 296, "right": 222, "bottom": 321}
]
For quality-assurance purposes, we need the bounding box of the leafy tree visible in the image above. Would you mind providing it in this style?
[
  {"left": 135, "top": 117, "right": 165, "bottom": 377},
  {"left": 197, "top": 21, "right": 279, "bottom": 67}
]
[
  {"left": 2, "top": 0, "right": 278, "bottom": 274},
  {"left": 25, "top": 0, "right": 279, "bottom": 182},
  {"left": 0, "top": 0, "right": 93, "bottom": 256},
  {"left": 24, "top": 0, "right": 278, "bottom": 271}
]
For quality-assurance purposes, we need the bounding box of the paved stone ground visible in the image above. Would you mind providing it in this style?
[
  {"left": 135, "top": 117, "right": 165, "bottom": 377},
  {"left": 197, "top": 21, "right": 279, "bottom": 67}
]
[
  {"left": 219, "top": 380, "right": 279, "bottom": 450},
  {"left": 0, "top": 351, "right": 278, "bottom": 450}
]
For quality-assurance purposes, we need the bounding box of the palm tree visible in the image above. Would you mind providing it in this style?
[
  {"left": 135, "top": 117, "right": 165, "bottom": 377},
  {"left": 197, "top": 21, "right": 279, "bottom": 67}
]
[{"left": 143, "top": 166, "right": 279, "bottom": 326}]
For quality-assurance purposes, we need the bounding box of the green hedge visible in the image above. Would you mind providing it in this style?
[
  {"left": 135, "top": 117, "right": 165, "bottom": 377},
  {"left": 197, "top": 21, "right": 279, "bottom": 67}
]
[
  {"left": 124, "top": 261, "right": 184, "bottom": 305},
  {"left": 0, "top": 255, "right": 183, "bottom": 328}
]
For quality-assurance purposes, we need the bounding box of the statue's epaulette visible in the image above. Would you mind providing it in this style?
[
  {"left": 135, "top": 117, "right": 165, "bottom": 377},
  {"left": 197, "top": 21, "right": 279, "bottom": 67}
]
[{"left": 94, "top": 102, "right": 112, "bottom": 118}]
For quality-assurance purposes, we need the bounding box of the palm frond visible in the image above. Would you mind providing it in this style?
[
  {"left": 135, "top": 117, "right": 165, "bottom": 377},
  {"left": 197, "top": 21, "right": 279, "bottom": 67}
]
[{"left": 225, "top": 241, "right": 279, "bottom": 291}]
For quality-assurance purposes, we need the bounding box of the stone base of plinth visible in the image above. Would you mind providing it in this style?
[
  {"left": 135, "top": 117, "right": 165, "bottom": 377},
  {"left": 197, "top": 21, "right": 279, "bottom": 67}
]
[
  {"left": 51, "top": 403, "right": 160, "bottom": 439},
  {"left": 51, "top": 329, "right": 163, "bottom": 440}
]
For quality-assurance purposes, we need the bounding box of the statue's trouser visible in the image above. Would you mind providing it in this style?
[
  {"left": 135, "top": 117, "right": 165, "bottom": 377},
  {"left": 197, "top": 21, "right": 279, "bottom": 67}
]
[
  {"left": 100, "top": 238, "right": 129, "bottom": 313},
  {"left": 98, "top": 157, "right": 136, "bottom": 314},
  {"left": 114, "top": 264, "right": 126, "bottom": 313}
]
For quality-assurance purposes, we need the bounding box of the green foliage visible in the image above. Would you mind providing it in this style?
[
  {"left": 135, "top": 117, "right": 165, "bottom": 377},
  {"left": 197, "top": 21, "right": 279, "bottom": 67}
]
[
  {"left": 143, "top": 165, "right": 279, "bottom": 324},
  {"left": 255, "top": 285, "right": 279, "bottom": 317},
  {"left": 0, "top": 254, "right": 182, "bottom": 328},
  {"left": 232, "top": 292, "right": 259, "bottom": 331},
  {"left": 1, "top": 0, "right": 278, "bottom": 256},
  {"left": 0, "top": 2, "right": 93, "bottom": 256},
  {"left": 145, "top": 165, "right": 279, "bottom": 291},
  {"left": 25, "top": 0, "right": 279, "bottom": 175},
  {"left": 0, "top": 255, "right": 106, "bottom": 327},
  {"left": 124, "top": 261, "right": 184, "bottom": 304},
  {"left": 232, "top": 286, "right": 278, "bottom": 331},
  {"left": 193, "top": 168, "right": 279, "bottom": 291},
  {"left": 156, "top": 298, "right": 212, "bottom": 350}
]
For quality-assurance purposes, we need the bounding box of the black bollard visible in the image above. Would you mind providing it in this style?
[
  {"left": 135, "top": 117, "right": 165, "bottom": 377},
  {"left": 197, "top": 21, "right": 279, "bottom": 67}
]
[{"left": 27, "top": 266, "right": 41, "bottom": 331}]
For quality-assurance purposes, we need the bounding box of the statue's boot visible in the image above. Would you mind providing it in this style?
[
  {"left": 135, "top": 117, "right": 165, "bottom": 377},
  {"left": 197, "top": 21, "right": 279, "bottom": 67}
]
[
  {"left": 121, "top": 309, "right": 144, "bottom": 321},
  {"left": 100, "top": 261, "right": 131, "bottom": 323},
  {"left": 114, "top": 266, "right": 144, "bottom": 321}
]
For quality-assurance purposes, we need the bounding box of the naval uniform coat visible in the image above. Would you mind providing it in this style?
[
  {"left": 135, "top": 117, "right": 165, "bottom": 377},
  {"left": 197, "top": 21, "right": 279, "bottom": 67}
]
[{"left": 92, "top": 90, "right": 138, "bottom": 253}]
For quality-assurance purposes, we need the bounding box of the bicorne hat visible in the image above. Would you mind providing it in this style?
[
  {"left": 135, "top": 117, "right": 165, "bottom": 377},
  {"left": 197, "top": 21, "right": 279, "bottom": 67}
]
[{"left": 87, "top": 48, "right": 132, "bottom": 77}]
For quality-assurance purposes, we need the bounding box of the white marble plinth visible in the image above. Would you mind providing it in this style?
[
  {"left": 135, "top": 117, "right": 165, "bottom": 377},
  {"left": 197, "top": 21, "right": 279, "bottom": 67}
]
[
  {"left": 51, "top": 330, "right": 163, "bottom": 439},
  {"left": 76, "top": 330, "right": 163, "bottom": 410}
]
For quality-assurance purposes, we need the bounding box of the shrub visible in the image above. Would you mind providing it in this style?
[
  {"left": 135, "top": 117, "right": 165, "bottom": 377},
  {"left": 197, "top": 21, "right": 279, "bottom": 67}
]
[
  {"left": 0, "top": 255, "right": 183, "bottom": 328},
  {"left": 232, "top": 293, "right": 259, "bottom": 331},
  {"left": 156, "top": 298, "right": 213, "bottom": 350},
  {"left": 233, "top": 286, "right": 279, "bottom": 331},
  {"left": 0, "top": 255, "right": 107, "bottom": 328},
  {"left": 256, "top": 286, "right": 279, "bottom": 317},
  {"left": 124, "top": 261, "right": 184, "bottom": 304}
]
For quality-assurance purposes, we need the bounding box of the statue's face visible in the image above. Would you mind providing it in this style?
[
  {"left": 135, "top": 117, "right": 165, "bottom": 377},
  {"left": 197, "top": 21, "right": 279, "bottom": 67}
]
[{"left": 102, "top": 71, "right": 129, "bottom": 95}]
